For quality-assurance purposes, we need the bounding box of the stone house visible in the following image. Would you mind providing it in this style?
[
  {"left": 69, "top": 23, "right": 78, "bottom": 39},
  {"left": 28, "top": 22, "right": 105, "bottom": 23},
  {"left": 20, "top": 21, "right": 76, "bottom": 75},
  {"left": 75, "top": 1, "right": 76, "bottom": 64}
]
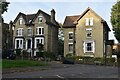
[
  {"left": 12, "top": 9, "right": 59, "bottom": 57},
  {"left": 1, "top": 20, "right": 13, "bottom": 58},
  {"left": 63, "top": 7, "right": 113, "bottom": 58}
]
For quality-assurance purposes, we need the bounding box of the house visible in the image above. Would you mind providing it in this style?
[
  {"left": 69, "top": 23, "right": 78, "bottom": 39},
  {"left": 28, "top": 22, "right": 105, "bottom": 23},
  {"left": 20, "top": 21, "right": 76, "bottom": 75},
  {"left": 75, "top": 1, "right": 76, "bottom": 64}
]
[
  {"left": 63, "top": 7, "right": 113, "bottom": 58},
  {"left": 12, "top": 9, "right": 59, "bottom": 57},
  {"left": 2, "top": 21, "right": 13, "bottom": 56}
]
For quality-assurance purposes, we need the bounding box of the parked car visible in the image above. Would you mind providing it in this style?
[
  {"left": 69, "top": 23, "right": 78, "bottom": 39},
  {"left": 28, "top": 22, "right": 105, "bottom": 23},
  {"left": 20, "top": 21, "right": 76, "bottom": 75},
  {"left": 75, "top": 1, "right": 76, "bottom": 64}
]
[{"left": 62, "top": 57, "right": 74, "bottom": 64}]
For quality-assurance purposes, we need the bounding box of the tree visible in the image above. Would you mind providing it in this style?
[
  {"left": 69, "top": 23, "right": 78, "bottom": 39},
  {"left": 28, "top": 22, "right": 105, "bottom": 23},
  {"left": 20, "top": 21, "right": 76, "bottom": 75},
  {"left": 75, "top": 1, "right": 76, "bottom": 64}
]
[
  {"left": 111, "top": 1, "right": 120, "bottom": 42},
  {"left": 111, "top": 1, "right": 120, "bottom": 64},
  {"left": 58, "top": 23, "right": 64, "bottom": 56},
  {"left": 0, "top": 1, "right": 9, "bottom": 15}
]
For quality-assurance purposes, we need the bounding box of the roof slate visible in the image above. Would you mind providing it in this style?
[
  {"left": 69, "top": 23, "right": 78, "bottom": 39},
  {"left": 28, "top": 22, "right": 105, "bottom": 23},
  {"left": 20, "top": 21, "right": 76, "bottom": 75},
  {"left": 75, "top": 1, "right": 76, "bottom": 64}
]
[
  {"left": 63, "top": 7, "right": 110, "bottom": 31},
  {"left": 63, "top": 15, "right": 80, "bottom": 28},
  {"left": 13, "top": 9, "right": 59, "bottom": 27}
]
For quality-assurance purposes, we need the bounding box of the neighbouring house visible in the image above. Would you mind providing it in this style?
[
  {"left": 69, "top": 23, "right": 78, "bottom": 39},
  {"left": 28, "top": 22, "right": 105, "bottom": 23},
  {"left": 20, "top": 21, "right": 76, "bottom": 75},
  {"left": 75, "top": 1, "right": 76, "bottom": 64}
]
[
  {"left": 2, "top": 21, "right": 13, "bottom": 55},
  {"left": 63, "top": 7, "right": 114, "bottom": 58},
  {"left": 12, "top": 9, "right": 59, "bottom": 58}
]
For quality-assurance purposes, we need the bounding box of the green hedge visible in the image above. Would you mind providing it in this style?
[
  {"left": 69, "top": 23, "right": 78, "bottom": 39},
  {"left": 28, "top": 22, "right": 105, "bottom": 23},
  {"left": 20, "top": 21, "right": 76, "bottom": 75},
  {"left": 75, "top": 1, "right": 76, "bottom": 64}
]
[{"left": 65, "top": 55, "right": 116, "bottom": 65}]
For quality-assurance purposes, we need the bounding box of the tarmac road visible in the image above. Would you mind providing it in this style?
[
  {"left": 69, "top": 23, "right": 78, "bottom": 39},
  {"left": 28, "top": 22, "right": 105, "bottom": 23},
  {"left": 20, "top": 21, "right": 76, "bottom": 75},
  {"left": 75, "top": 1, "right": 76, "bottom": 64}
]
[{"left": 2, "top": 62, "right": 119, "bottom": 78}]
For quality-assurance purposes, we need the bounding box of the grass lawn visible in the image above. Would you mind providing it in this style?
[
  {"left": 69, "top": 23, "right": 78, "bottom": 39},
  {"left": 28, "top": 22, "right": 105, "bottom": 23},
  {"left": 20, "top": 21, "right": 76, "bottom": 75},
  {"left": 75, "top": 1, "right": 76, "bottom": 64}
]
[{"left": 2, "top": 59, "right": 48, "bottom": 69}]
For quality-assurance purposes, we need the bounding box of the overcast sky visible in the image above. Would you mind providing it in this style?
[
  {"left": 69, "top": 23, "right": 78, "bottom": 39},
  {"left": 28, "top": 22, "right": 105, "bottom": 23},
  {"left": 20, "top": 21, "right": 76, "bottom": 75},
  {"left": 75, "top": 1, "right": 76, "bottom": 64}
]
[{"left": 3, "top": 0, "right": 118, "bottom": 43}]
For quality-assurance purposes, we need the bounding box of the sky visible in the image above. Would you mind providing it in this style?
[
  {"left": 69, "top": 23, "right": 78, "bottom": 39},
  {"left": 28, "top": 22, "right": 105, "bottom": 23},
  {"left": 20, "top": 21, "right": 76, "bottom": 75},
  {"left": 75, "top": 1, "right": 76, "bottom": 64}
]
[{"left": 3, "top": 0, "right": 118, "bottom": 43}]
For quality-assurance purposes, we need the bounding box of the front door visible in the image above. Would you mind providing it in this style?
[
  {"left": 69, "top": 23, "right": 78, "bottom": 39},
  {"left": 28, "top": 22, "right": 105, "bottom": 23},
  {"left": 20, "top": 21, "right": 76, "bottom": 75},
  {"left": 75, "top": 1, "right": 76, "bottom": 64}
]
[{"left": 27, "top": 39, "right": 31, "bottom": 49}]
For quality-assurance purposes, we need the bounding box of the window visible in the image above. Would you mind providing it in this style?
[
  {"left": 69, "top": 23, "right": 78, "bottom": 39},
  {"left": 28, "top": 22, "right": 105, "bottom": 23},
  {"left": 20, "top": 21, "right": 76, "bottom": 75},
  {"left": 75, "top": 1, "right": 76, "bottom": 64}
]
[
  {"left": 27, "top": 28, "right": 32, "bottom": 36},
  {"left": 38, "top": 16, "right": 42, "bottom": 23},
  {"left": 69, "top": 32, "right": 73, "bottom": 40},
  {"left": 36, "top": 27, "right": 44, "bottom": 35},
  {"left": 85, "top": 18, "right": 89, "bottom": 26},
  {"left": 35, "top": 37, "right": 44, "bottom": 48},
  {"left": 16, "top": 28, "right": 23, "bottom": 36},
  {"left": 83, "top": 41, "right": 95, "bottom": 53},
  {"left": 90, "top": 18, "right": 93, "bottom": 26},
  {"left": 86, "top": 28, "right": 92, "bottom": 38},
  {"left": 15, "top": 39, "right": 23, "bottom": 49},
  {"left": 68, "top": 43, "right": 73, "bottom": 53},
  {"left": 85, "top": 18, "right": 94, "bottom": 26},
  {"left": 19, "top": 18, "right": 23, "bottom": 25}
]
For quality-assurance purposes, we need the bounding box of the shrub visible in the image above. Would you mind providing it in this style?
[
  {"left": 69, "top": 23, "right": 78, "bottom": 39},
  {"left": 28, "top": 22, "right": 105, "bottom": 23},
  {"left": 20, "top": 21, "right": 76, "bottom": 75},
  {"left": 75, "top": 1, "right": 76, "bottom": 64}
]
[
  {"left": 44, "top": 51, "right": 56, "bottom": 60},
  {"left": 22, "top": 50, "right": 29, "bottom": 58},
  {"left": 15, "top": 49, "right": 21, "bottom": 57},
  {"left": 66, "top": 53, "right": 73, "bottom": 58},
  {"left": 2, "top": 49, "right": 9, "bottom": 59}
]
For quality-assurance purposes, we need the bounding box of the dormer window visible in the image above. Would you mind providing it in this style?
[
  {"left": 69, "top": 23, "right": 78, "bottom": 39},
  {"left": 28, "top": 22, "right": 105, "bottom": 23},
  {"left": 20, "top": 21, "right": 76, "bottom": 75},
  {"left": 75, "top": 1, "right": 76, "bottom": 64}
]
[
  {"left": 38, "top": 16, "right": 42, "bottom": 23},
  {"left": 85, "top": 18, "right": 94, "bottom": 26},
  {"left": 19, "top": 18, "right": 23, "bottom": 25}
]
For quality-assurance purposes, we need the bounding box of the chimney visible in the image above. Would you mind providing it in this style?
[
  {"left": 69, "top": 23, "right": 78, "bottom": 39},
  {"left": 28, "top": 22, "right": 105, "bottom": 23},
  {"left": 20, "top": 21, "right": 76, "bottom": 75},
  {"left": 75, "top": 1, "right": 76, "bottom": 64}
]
[
  {"left": 51, "top": 9, "right": 56, "bottom": 23},
  {"left": 9, "top": 21, "right": 13, "bottom": 30}
]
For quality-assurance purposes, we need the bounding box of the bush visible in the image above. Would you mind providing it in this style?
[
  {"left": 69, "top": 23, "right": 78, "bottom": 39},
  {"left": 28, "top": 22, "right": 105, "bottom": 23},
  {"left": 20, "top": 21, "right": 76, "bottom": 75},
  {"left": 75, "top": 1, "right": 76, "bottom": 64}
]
[
  {"left": 2, "top": 49, "right": 16, "bottom": 60},
  {"left": 43, "top": 51, "right": 56, "bottom": 61},
  {"left": 22, "top": 50, "right": 29, "bottom": 59},
  {"left": 66, "top": 53, "right": 73, "bottom": 58},
  {"left": 74, "top": 56, "right": 116, "bottom": 66},
  {"left": 15, "top": 49, "right": 21, "bottom": 57},
  {"left": 2, "top": 49, "right": 9, "bottom": 59}
]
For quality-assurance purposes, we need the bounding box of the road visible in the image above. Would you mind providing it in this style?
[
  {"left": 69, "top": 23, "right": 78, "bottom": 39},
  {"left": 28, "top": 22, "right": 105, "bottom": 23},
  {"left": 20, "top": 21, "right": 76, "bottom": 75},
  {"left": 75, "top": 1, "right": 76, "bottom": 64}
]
[{"left": 2, "top": 63, "right": 120, "bottom": 78}]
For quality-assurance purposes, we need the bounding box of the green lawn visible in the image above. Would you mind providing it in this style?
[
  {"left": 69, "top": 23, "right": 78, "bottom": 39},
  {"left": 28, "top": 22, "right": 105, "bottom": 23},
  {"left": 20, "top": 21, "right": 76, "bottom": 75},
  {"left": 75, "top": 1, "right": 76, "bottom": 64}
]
[{"left": 2, "top": 59, "right": 48, "bottom": 68}]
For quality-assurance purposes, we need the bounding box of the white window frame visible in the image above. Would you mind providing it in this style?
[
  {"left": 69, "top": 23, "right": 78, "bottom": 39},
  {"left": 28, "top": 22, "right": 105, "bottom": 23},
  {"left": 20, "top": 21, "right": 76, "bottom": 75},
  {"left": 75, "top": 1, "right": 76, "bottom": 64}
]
[
  {"left": 85, "top": 18, "right": 94, "bottom": 26},
  {"left": 36, "top": 27, "right": 44, "bottom": 35},
  {"left": 90, "top": 18, "right": 93, "bottom": 26},
  {"left": 38, "top": 16, "right": 42, "bottom": 23},
  {"left": 85, "top": 18, "right": 89, "bottom": 26},
  {"left": 68, "top": 43, "right": 73, "bottom": 53},
  {"left": 35, "top": 37, "right": 44, "bottom": 48},
  {"left": 19, "top": 18, "right": 23, "bottom": 25},
  {"left": 27, "top": 27, "right": 32, "bottom": 36},
  {"left": 68, "top": 32, "right": 73, "bottom": 40},
  {"left": 83, "top": 40, "right": 95, "bottom": 53},
  {"left": 15, "top": 38, "right": 23, "bottom": 49},
  {"left": 86, "top": 28, "right": 92, "bottom": 38},
  {"left": 17, "top": 28, "right": 23, "bottom": 36}
]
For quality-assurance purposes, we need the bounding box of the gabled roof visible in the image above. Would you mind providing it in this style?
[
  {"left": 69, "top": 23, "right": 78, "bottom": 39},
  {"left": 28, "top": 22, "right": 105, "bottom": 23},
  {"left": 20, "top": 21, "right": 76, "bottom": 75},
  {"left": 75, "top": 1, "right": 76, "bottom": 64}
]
[
  {"left": 63, "top": 7, "right": 110, "bottom": 31},
  {"left": 74, "top": 7, "right": 105, "bottom": 24},
  {"left": 32, "top": 9, "right": 51, "bottom": 23},
  {"left": 13, "top": 12, "right": 26, "bottom": 24},
  {"left": 63, "top": 15, "right": 80, "bottom": 28},
  {"left": 25, "top": 14, "right": 36, "bottom": 24},
  {"left": 13, "top": 9, "right": 60, "bottom": 27}
]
